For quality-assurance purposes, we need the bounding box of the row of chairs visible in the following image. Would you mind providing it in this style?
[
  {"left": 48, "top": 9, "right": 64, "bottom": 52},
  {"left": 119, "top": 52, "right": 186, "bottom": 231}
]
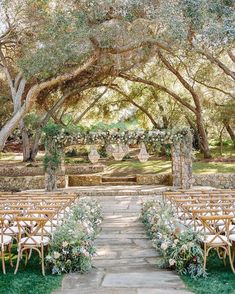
[
  {"left": 0, "top": 191, "right": 78, "bottom": 275},
  {"left": 163, "top": 189, "right": 235, "bottom": 273}
]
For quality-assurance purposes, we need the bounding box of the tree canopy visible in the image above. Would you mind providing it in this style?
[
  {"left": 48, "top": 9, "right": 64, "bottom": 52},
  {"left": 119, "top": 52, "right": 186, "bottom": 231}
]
[{"left": 0, "top": 0, "right": 234, "bottom": 159}]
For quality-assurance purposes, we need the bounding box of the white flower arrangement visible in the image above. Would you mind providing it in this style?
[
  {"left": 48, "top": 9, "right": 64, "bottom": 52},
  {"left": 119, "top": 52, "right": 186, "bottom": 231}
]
[
  {"left": 46, "top": 198, "right": 103, "bottom": 275},
  {"left": 140, "top": 200, "right": 206, "bottom": 279}
]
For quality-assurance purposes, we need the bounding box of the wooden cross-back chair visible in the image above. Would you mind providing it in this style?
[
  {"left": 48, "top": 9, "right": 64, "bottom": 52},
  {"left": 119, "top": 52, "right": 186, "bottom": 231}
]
[
  {"left": 0, "top": 216, "right": 14, "bottom": 274},
  {"left": 0, "top": 210, "right": 23, "bottom": 242},
  {"left": 199, "top": 214, "right": 235, "bottom": 273},
  {"left": 14, "top": 210, "right": 55, "bottom": 276}
]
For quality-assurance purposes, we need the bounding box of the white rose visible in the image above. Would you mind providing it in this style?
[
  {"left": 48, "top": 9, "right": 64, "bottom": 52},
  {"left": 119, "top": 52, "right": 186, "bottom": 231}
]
[
  {"left": 169, "top": 259, "right": 176, "bottom": 266},
  {"left": 174, "top": 239, "right": 179, "bottom": 245},
  {"left": 53, "top": 251, "right": 61, "bottom": 259},
  {"left": 62, "top": 241, "right": 69, "bottom": 247},
  {"left": 161, "top": 242, "right": 168, "bottom": 251},
  {"left": 181, "top": 244, "right": 188, "bottom": 252}
]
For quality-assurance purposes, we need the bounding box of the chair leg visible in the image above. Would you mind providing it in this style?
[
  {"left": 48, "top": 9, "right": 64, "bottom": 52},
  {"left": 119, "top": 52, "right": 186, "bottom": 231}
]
[
  {"left": 1, "top": 246, "right": 6, "bottom": 275},
  {"left": 232, "top": 242, "right": 235, "bottom": 262},
  {"left": 8, "top": 244, "right": 13, "bottom": 268},
  {"left": 228, "top": 246, "right": 235, "bottom": 274},
  {"left": 41, "top": 245, "right": 45, "bottom": 276},
  {"left": 25, "top": 249, "right": 29, "bottom": 266},
  {"left": 28, "top": 248, "right": 32, "bottom": 260},
  {"left": 14, "top": 248, "right": 22, "bottom": 275},
  {"left": 203, "top": 245, "right": 207, "bottom": 270}
]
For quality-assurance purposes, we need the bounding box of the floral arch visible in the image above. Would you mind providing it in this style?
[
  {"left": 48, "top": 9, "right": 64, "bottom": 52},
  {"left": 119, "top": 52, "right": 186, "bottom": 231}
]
[{"left": 43, "top": 127, "right": 193, "bottom": 191}]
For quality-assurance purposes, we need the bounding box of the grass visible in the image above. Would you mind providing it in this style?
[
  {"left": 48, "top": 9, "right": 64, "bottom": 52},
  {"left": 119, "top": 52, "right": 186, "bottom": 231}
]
[
  {"left": 182, "top": 253, "right": 235, "bottom": 294},
  {"left": 0, "top": 247, "right": 63, "bottom": 294},
  {"left": 195, "top": 144, "right": 235, "bottom": 160},
  {"left": 104, "top": 159, "right": 235, "bottom": 175}
]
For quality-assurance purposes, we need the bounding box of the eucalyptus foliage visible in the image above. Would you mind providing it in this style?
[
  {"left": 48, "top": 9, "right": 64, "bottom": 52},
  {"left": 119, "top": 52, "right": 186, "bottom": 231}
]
[
  {"left": 141, "top": 200, "right": 206, "bottom": 279},
  {"left": 46, "top": 197, "right": 102, "bottom": 275}
]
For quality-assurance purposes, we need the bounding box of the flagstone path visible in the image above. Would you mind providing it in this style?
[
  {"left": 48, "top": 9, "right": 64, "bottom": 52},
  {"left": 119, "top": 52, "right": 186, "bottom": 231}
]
[{"left": 54, "top": 186, "right": 191, "bottom": 294}]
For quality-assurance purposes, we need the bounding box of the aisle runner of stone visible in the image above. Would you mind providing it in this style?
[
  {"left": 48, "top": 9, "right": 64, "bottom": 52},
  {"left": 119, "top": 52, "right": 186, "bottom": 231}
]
[{"left": 54, "top": 186, "right": 190, "bottom": 294}]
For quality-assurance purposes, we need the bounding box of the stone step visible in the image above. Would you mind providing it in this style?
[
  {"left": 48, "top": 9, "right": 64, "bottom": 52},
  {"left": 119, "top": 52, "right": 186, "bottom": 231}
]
[
  {"left": 93, "top": 257, "right": 149, "bottom": 268},
  {"left": 101, "top": 271, "right": 186, "bottom": 288},
  {"left": 95, "top": 248, "right": 158, "bottom": 259},
  {"left": 98, "top": 233, "right": 148, "bottom": 239},
  {"left": 101, "top": 222, "right": 144, "bottom": 228},
  {"left": 100, "top": 228, "right": 145, "bottom": 234},
  {"left": 102, "top": 176, "right": 137, "bottom": 183},
  {"left": 76, "top": 186, "right": 167, "bottom": 196},
  {"left": 102, "top": 181, "right": 138, "bottom": 186},
  {"left": 54, "top": 288, "right": 191, "bottom": 294}
]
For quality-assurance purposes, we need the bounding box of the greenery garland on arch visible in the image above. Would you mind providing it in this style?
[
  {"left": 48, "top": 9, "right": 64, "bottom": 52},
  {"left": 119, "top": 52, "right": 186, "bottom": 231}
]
[
  {"left": 42, "top": 123, "right": 192, "bottom": 191},
  {"left": 45, "top": 125, "right": 192, "bottom": 148}
]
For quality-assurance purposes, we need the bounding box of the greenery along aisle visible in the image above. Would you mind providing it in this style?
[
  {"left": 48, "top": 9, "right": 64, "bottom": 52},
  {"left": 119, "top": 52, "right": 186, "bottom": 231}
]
[
  {"left": 46, "top": 198, "right": 103, "bottom": 275},
  {"left": 140, "top": 200, "right": 206, "bottom": 279},
  {"left": 141, "top": 200, "right": 235, "bottom": 294}
]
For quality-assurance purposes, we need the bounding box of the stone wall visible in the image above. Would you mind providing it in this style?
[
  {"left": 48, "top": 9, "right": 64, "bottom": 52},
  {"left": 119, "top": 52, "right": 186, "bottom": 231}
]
[
  {"left": 68, "top": 175, "right": 102, "bottom": 186},
  {"left": 192, "top": 173, "right": 235, "bottom": 189},
  {"left": 0, "top": 164, "right": 104, "bottom": 177},
  {"left": 0, "top": 176, "right": 66, "bottom": 191},
  {"left": 171, "top": 132, "right": 193, "bottom": 189},
  {"left": 0, "top": 172, "right": 234, "bottom": 191},
  {"left": 136, "top": 174, "right": 172, "bottom": 185}
]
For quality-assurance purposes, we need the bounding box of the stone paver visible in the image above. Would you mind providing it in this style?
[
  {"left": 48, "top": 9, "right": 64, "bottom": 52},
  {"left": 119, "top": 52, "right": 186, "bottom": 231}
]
[{"left": 53, "top": 186, "right": 190, "bottom": 294}]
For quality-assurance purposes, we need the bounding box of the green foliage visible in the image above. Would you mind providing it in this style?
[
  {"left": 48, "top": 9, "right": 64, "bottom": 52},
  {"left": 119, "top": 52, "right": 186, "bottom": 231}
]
[
  {"left": 141, "top": 200, "right": 206, "bottom": 279},
  {"left": 43, "top": 123, "right": 62, "bottom": 138},
  {"left": 98, "top": 145, "right": 107, "bottom": 158},
  {"left": 43, "top": 123, "right": 63, "bottom": 172},
  {"left": 65, "top": 148, "right": 79, "bottom": 157},
  {"left": 43, "top": 151, "right": 61, "bottom": 171},
  {"left": 46, "top": 198, "right": 102, "bottom": 275}
]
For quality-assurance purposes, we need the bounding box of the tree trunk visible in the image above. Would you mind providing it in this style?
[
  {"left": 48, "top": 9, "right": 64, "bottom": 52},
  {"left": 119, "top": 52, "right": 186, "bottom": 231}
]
[
  {"left": 219, "top": 127, "right": 224, "bottom": 156},
  {"left": 30, "top": 129, "right": 42, "bottom": 161},
  {"left": 196, "top": 113, "right": 211, "bottom": 158},
  {"left": 185, "top": 116, "right": 200, "bottom": 150},
  {"left": 224, "top": 121, "right": 235, "bottom": 149},
  {"left": 0, "top": 106, "right": 26, "bottom": 151},
  {"left": 19, "top": 120, "right": 31, "bottom": 162}
]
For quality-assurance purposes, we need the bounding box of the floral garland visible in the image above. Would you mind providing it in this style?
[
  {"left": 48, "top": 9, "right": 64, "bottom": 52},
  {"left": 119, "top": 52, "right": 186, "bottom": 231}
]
[{"left": 49, "top": 127, "right": 191, "bottom": 148}]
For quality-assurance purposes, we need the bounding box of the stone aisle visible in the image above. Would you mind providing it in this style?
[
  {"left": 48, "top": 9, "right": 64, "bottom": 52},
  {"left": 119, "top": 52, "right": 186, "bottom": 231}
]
[{"left": 54, "top": 186, "right": 190, "bottom": 294}]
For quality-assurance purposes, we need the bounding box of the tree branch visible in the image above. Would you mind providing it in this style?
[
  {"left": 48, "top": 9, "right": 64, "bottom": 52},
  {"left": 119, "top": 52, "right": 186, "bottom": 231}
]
[
  {"left": 119, "top": 73, "right": 197, "bottom": 114},
  {"left": 108, "top": 85, "right": 162, "bottom": 129},
  {"left": 199, "top": 50, "right": 235, "bottom": 81}
]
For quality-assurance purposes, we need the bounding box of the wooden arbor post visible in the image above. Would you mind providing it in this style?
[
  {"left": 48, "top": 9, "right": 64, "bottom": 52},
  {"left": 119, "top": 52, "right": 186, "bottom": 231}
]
[{"left": 171, "top": 131, "right": 193, "bottom": 189}]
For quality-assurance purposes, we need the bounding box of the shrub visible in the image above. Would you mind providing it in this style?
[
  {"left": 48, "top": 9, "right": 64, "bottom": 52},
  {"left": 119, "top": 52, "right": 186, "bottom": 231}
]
[
  {"left": 141, "top": 200, "right": 206, "bottom": 279},
  {"left": 46, "top": 198, "right": 102, "bottom": 275}
]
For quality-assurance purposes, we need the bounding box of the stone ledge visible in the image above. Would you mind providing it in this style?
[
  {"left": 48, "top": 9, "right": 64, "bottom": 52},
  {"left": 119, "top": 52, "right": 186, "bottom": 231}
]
[
  {"left": 0, "top": 176, "right": 65, "bottom": 191},
  {"left": 136, "top": 174, "right": 172, "bottom": 186},
  {"left": 193, "top": 173, "right": 235, "bottom": 189},
  {"left": 68, "top": 175, "right": 102, "bottom": 186},
  {"left": 0, "top": 164, "right": 104, "bottom": 177}
]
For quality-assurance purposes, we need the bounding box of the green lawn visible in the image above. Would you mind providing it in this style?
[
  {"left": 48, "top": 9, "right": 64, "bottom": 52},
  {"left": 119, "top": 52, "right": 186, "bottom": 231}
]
[
  {"left": 182, "top": 253, "right": 235, "bottom": 294},
  {"left": 105, "top": 159, "right": 235, "bottom": 175},
  {"left": 0, "top": 247, "right": 62, "bottom": 294}
]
